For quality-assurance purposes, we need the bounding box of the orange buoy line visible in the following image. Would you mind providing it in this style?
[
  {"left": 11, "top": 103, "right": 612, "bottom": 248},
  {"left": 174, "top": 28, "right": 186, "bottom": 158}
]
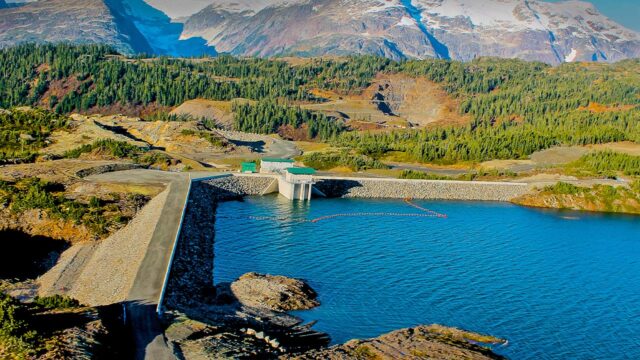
[
  {"left": 309, "top": 212, "right": 442, "bottom": 223},
  {"left": 403, "top": 198, "right": 448, "bottom": 218},
  {"left": 217, "top": 215, "right": 309, "bottom": 223}
]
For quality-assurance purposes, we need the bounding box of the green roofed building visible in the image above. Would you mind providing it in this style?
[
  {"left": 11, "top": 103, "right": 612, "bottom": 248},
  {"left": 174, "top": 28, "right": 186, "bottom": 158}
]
[
  {"left": 286, "top": 167, "right": 316, "bottom": 175},
  {"left": 241, "top": 162, "right": 257, "bottom": 173}
]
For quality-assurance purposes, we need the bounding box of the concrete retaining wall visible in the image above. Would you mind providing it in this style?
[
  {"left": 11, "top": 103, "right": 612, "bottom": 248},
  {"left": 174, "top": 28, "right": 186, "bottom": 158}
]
[{"left": 314, "top": 177, "right": 531, "bottom": 202}]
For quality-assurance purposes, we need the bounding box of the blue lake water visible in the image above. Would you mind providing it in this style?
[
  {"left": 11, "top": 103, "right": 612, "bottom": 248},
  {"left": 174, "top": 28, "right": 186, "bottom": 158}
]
[{"left": 214, "top": 196, "right": 640, "bottom": 359}]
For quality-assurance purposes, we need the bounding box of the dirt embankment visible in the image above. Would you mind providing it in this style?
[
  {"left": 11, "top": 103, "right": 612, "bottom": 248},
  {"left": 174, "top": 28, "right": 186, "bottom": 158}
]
[
  {"left": 170, "top": 98, "right": 235, "bottom": 129},
  {"left": 513, "top": 190, "right": 640, "bottom": 215},
  {"left": 0, "top": 208, "right": 96, "bottom": 243},
  {"left": 362, "top": 73, "right": 470, "bottom": 127},
  {"left": 303, "top": 73, "right": 469, "bottom": 129},
  {"left": 38, "top": 187, "right": 171, "bottom": 306}
]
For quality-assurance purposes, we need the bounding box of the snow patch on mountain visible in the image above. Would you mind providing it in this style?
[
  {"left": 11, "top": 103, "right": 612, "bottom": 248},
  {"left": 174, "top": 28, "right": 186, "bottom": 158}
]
[
  {"left": 397, "top": 15, "right": 417, "bottom": 27},
  {"left": 364, "top": 0, "right": 403, "bottom": 13},
  {"left": 208, "top": 0, "right": 310, "bottom": 14},
  {"left": 143, "top": 0, "right": 211, "bottom": 19},
  {"left": 415, "top": 0, "right": 544, "bottom": 31},
  {"left": 564, "top": 48, "right": 578, "bottom": 62}
]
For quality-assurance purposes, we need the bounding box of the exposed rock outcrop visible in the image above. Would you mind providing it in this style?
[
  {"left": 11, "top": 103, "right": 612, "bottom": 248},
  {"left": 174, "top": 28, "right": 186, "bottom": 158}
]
[
  {"left": 222, "top": 273, "right": 319, "bottom": 312},
  {"left": 288, "top": 324, "right": 506, "bottom": 360},
  {"left": 0, "top": 0, "right": 152, "bottom": 54}
]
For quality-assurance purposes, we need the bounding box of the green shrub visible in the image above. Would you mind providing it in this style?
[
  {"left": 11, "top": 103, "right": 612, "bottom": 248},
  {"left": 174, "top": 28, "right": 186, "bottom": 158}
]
[
  {"left": 570, "top": 151, "right": 640, "bottom": 176},
  {"left": 0, "top": 108, "right": 68, "bottom": 164},
  {"left": 139, "top": 151, "right": 173, "bottom": 167},
  {"left": 32, "top": 295, "right": 80, "bottom": 310},
  {"left": 399, "top": 170, "right": 453, "bottom": 180},
  {"left": 64, "top": 139, "right": 144, "bottom": 160},
  {"left": 544, "top": 182, "right": 583, "bottom": 195},
  {"left": 144, "top": 111, "right": 193, "bottom": 122},
  {"left": 400, "top": 169, "right": 517, "bottom": 181},
  {"left": 1, "top": 177, "right": 141, "bottom": 236},
  {"left": 302, "top": 151, "right": 387, "bottom": 171},
  {"left": 0, "top": 292, "right": 38, "bottom": 357},
  {"left": 180, "top": 129, "right": 227, "bottom": 148}
]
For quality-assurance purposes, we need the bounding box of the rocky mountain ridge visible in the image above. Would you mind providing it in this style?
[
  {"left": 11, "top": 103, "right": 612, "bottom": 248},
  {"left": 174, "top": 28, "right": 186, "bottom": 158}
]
[{"left": 0, "top": 0, "right": 639, "bottom": 64}]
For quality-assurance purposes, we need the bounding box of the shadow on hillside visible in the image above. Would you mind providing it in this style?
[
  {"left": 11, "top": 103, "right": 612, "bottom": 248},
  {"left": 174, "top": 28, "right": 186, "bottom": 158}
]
[
  {"left": 0, "top": 230, "right": 69, "bottom": 281},
  {"left": 313, "top": 179, "right": 363, "bottom": 198},
  {"left": 104, "top": 0, "right": 217, "bottom": 57}
]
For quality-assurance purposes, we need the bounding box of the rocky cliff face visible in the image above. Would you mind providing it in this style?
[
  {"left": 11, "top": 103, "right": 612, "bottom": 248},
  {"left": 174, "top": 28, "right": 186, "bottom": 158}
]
[
  {"left": 414, "top": 0, "right": 640, "bottom": 63},
  {"left": 0, "top": 0, "right": 152, "bottom": 54},
  {"left": 181, "top": 0, "right": 640, "bottom": 64},
  {"left": 183, "top": 0, "right": 439, "bottom": 59},
  {"left": 0, "top": 0, "right": 638, "bottom": 63}
]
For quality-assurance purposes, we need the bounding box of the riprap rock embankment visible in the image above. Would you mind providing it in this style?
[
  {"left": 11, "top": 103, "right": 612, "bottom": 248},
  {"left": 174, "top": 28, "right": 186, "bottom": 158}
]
[{"left": 315, "top": 177, "right": 530, "bottom": 202}]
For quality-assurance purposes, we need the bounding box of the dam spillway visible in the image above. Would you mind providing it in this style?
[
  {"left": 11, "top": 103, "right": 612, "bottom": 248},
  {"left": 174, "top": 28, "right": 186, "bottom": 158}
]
[{"left": 277, "top": 168, "right": 316, "bottom": 201}]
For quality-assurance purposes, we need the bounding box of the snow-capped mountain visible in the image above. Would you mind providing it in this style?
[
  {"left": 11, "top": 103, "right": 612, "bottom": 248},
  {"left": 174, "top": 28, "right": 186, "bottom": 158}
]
[
  {"left": 0, "top": 0, "right": 638, "bottom": 64},
  {"left": 409, "top": 0, "right": 640, "bottom": 63}
]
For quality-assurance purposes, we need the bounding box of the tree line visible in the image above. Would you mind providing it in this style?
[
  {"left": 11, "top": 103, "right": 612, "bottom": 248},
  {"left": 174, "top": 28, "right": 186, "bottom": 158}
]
[
  {"left": 233, "top": 100, "right": 345, "bottom": 140},
  {"left": 0, "top": 44, "right": 638, "bottom": 163}
]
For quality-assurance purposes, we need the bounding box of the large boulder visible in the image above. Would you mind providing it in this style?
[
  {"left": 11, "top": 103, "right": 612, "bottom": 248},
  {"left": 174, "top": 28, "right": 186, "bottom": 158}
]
[
  {"left": 290, "top": 324, "right": 506, "bottom": 360},
  {"left": 228, "top": 272, "right": 319, "bottom": 312}
]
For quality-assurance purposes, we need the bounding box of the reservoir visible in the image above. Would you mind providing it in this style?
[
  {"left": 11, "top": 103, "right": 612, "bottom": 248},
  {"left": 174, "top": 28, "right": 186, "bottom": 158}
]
[{"left": 214, "top": 196, "right": 640, "bottom": 359}]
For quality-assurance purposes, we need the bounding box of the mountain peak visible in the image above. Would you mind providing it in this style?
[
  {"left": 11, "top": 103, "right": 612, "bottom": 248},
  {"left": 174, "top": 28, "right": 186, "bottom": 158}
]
[{"left": 0, "top": 0, "right": 638, "bottom": 63}]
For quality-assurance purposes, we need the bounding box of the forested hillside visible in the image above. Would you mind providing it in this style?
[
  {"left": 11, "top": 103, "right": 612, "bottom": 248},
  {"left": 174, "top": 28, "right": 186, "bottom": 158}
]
[
  {"left": 340, "top": 58, "right": 640, "bottom": 163},
  {"left": 0, "top": 44, "right": 638, "bottom": 162}
]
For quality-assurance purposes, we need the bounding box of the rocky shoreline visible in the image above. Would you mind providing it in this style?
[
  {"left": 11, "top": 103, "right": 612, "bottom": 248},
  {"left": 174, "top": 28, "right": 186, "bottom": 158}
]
[
  {"left": 162, "top": 175, "right": 509, "bottom": 359},
  {"left": 314, "top": 177, "right": 530, "bottom": 202}
]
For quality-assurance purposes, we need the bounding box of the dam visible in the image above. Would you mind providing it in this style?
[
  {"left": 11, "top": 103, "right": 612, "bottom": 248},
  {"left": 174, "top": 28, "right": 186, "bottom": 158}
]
[{"left": 256, "top": 158, "right": 317, "bottom": 201}]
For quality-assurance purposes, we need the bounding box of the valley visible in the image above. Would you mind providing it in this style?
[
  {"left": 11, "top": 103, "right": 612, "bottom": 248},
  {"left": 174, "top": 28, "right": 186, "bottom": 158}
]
[{"left": 0, "top": 42, "right": 638, "bottom": 359}]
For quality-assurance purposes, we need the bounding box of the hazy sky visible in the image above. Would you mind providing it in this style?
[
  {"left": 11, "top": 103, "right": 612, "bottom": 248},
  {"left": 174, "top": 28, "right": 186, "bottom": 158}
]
[{"left": 544, "top": 0, "right": 640, "bottom": 31}]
